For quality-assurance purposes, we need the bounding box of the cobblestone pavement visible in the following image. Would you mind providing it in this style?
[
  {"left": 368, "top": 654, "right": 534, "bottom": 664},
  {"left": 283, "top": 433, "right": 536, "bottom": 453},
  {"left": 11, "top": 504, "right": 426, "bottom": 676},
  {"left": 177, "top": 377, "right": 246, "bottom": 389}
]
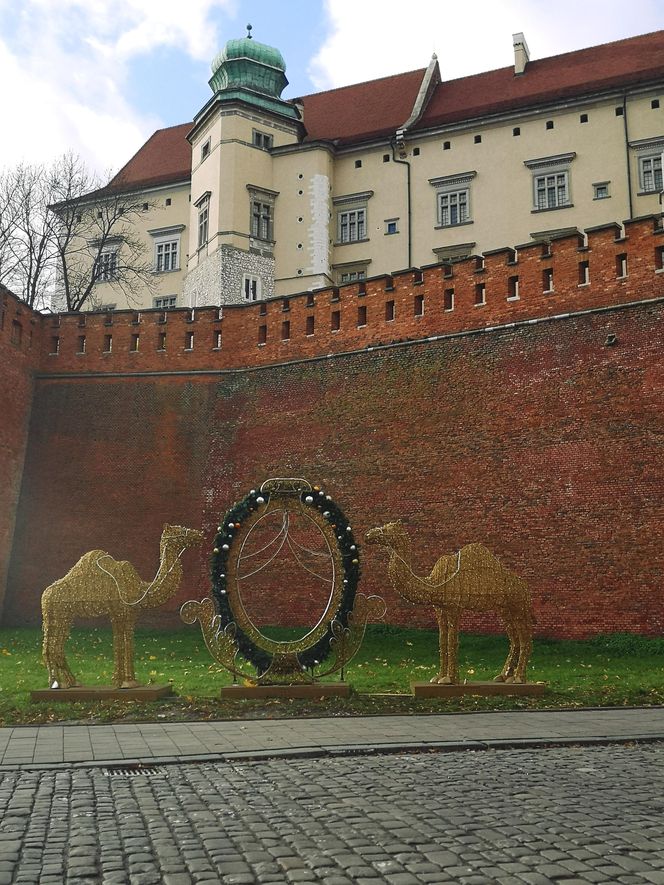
[{"left": 1, "top": 743, "right": 664, "bottom": 885}]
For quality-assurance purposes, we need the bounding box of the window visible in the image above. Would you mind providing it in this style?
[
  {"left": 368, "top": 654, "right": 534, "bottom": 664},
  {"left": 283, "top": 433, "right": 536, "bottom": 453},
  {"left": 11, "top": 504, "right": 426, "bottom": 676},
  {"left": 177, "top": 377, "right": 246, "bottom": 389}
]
[
  {"left": 383, "top": 154, "right": 390, "bottom": 163},
  {"left": 185, "top": 332, "right": 194, "bottom": 350},
  {"left": 534, "top": 172, "right": 569, "bottom": 209},
  {"left": 430, "top": 172, "right": 475, "bottom": 228},
  {"left": 338, "top": 209, "right": 366, "bottom": 243},
  {"left": 357, "top": 305, "right": 367, "bottom": 326},
  {"left": 578, "top": 260, "right": 590, "bottom": 286},
  {"left": 258, "top": 325, "right": 267, "bottom": 345},
  {"left": 385, "top": 300, "right": 395, "bottom": 321},
  {"left": 213, "top": 330, "right": 222, "bottom": 349},
  {"left": 439, "top": 190, "right": 469, "bottom": 226},
  {"left": 201, "top": 139, "right": 211, "bottom": 161},
  {"left": 331, "top": 310, "right": 341, "bottom": 331},
  {"left": 385, "top": 219, "right": 399, "bottom": 235},
  {"left": 474, "top": 283, "right": 486, "bottom": 305},
  {"left": 165, "top": 197, "right": 172, "bottom": 207},
  {"left": 103, "top": 335, "right": 112, "bottom": 353},
  {"left": 158, "top": 332, "right": 167, "bottom": 351},
  {"left": 281, "top": 320, "right": 290, "bottom": 340},
  {"left": 580, "top": 113, "right": 589, "bottom": 123},
  {"left": 546, "top": 120, "right": 554, "bottom": 130},
  {"left": 354, "top": 159, "right": 362, "bottom": 168},
  {"left": 443, "top": 141, "right": 451, "bottom": 150},
  {"left": 155, "top": 239, "right": 179, "bottom": 272},
  {"left": 593, "top": 182, "right": 610, "bottom": 200},
  {"left": 652, "top": 99, "right": 660, "bottom": 109},
  {"left": 243, "top": 276, "right": 260, "bottom": 301},
  {"left": 414, "top": 294, "right": 424, "bottom": 316},
  {"left": 197, "top": 195, "right": 210, "bottom": 248},
  {"left": 252, "top": 130, "right": 273, "bottom": 150},
  {"left": 95, "top": 249, "right": 118, "bottom": 282},
  {"left": 474, "top": 134, "right": 482, "bottom": 144},
  {"left": 130, "top": 334, "right": 139, "bottom": 352},
  {"left": 616, "top": 253, "right": 628, "bottom": 278},
  {"left": 154, "top": 295, "right": 177, "bottom": 309},
  {"left": 543, "top": 268, "right": 554, "bottom": 292},
  {"left": 525, "top": 153, "right": 575, "bottom": 211},
  {"left": 615, "top": 106, "right": 624, "bottom": 116},
  {"left": 412, "top": 147, "right": 420, "bottom": 156},
  {"left": 340, "top": 270, "right": 366, "bottom": 283},
  {"left": 507, "top": 276, "right": 519, "bottom": 300},
  {"left": 639, "top": 155, "right": 663, "bottom": 192},
  {"left": 77, "top": 334, "right": 86, "bottom": 353},
  {"left": 251, "top": 201, "right": 273, "bottom": 240},
  {"left": 444, "top": 288, "right": 454, "bottom": 311},
  {"left": 306, "top": 316, "right": 315, "bottom": 336},
  {"left": 50, "top": 336, "right": 60, "bottom": 354},
  {"left": 513, "top": 127, "right": 520, "bottom": 136}
]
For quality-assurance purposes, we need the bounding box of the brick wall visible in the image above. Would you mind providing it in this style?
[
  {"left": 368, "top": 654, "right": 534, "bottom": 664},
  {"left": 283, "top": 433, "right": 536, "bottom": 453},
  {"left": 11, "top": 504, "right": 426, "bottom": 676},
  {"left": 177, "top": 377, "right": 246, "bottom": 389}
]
[
  {"left": 37, "top": 216, "right": 664, "bottom": 376},
  {"left": 0, "top": 288, "right": 41, "bottom": 617},
  {"left": 4, "top": 299, "right": 663, "bottom": 636},
  {"left": 1, "top": 216, "right": 663, "bottom": 635}
]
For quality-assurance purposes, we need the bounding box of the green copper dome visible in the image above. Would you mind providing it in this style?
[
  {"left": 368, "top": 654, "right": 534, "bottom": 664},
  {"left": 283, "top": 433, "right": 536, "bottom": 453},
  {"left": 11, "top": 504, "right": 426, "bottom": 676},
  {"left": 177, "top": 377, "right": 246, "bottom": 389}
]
[{"left": 210, "top": 30, "right": 288, "bottom": 99}]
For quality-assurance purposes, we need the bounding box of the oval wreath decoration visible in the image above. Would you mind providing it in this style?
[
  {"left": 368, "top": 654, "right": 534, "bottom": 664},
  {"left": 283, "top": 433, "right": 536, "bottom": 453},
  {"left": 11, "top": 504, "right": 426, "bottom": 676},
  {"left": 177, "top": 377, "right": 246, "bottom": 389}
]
[{"left": 210, "top": 480, "right": 361, "bottom": 676}]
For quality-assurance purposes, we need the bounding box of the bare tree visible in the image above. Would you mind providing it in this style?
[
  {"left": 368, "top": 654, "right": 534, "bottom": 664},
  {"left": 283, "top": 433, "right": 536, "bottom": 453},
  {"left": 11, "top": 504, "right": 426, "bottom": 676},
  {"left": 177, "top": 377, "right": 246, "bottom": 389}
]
[{"left": 0, "top": 154, "right": 158, "bottom": 311}]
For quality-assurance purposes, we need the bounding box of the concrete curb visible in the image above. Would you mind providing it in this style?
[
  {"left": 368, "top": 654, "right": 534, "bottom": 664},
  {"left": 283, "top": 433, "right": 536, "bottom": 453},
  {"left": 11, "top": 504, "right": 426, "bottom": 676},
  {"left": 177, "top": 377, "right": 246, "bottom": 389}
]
[{"left": 1, "top": 732, "right": 662, "bottom": 772}]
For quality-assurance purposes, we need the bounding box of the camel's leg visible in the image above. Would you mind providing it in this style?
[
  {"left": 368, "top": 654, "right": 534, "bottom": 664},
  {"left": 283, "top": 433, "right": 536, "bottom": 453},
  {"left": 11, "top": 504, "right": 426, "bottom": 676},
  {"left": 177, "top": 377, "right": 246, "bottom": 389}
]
[
  {"left": 47, "top": 613, "right": 77, "bottom": 688},
  {"left": 431, "top": 610, "right": 449, "bottom": 684},
  {"left": 513, "top": 616, "right": 532, "bottom": 683},
  {"left": 495, "top": 618, "right": 519, "bottom": 683},
  {"left": 445, "top": 613, "right": 460, "bottom": 684},
  {"left": 111, "top": 618, "right": 124, "bottom": 687},
  {"left": 113, "top": 614, "right": 139, "bottom": 689},
  {"left": 122, "top": 615, "right": 139, "bottom": 689}
]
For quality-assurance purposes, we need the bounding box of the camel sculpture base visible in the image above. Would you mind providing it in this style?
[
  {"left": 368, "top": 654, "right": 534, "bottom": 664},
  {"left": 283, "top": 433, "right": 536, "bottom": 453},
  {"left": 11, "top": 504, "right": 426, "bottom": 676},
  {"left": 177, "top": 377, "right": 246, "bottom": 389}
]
[
  {"left": 31, "top": 684, "right": 174, "bottom": 702},
  {"left": 220, "top": 683, "right": 351, "bottom": 700},
  {"left": 412, "top": 681, "right": 547, "bottom": 699}
]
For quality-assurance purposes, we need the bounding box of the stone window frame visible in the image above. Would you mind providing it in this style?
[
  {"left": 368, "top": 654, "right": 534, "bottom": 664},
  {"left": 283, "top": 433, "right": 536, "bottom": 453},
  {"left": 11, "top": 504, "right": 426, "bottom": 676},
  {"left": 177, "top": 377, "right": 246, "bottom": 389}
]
[
  {"left": 524, "top": 152, "right": 575, "bottom": 212},
  {"left": 153, "top": 295, "right": 177, "bottom": 309},
  {"left": 332, "top": 258, "right": 372, "bottom": 285},
  {"left": 429, "top": 172, "right": 476, "bottom": 229},
  {"left": 252, "top": 129, "right": 274, "bottom": 151},
  {"left": 94, "top": 245, "right": 119, "bottom": 284},
  {"left": 630, "top": 137, "right": 664, "bottom": 194},
  {"left": 149, "top": 224, "right": 186, "bottom": 273},
  {"left": 243, "top": 274, "right": 261, "bottom": 301},
  {"left": 593, "top": 181, "right": 611, "bottom": 200},
  {"left": 333, "top": 191, "right": 373, "bottom": 245},
  {"left": 194, "top": 192, "right": 211, "bottom": 249},
  {"left": 247, "top": 185, "right": 278, "bottom": 244}
]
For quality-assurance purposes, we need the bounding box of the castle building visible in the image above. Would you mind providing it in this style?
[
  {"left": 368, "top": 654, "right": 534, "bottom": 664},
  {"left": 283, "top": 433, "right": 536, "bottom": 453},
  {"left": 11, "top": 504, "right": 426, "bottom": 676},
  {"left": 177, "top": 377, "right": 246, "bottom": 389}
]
[{"left": 66, "top": 28, "right": 664, "bottom": 313}]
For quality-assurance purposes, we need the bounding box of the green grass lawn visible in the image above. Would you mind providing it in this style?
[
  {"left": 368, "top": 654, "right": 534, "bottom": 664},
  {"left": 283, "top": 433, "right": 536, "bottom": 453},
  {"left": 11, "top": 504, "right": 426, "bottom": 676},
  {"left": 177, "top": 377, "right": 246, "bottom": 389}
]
[{"left": 0, "top": 625, "right": 663, "bottom": 726}]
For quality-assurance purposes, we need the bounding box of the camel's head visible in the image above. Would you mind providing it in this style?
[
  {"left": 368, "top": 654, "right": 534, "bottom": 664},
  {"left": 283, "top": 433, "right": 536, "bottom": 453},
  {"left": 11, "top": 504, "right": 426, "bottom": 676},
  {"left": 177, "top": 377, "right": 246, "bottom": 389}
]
[
  {"left": 161, "top": 524, "right": 204, "bottom": 549},
  {"left": 365, "top": 521, "right": 406, "bottom": 549}
]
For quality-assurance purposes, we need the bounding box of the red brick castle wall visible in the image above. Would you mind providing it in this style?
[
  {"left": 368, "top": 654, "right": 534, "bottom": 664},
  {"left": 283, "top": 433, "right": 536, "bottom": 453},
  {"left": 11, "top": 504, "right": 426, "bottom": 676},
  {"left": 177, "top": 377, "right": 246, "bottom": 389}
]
[{"left": 1, "top": 217, "right": 663, "bottom": 635}]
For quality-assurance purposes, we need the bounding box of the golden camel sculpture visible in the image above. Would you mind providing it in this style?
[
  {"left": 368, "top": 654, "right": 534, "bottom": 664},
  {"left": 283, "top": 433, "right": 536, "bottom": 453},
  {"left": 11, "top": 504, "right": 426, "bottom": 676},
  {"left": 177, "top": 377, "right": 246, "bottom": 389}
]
[
  {"left": 365, "top": 521, "right": 533, "bottom": 684},
  {"left": 41, "top": 524, "right": 203, "bottom": 689}
]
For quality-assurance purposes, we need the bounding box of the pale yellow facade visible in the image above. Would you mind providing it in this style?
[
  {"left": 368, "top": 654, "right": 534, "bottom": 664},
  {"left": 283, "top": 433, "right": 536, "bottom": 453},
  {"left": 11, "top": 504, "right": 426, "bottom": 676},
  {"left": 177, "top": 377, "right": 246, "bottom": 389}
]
[{"left": 77, "top": 35, "right": 664, "bottom": 312}]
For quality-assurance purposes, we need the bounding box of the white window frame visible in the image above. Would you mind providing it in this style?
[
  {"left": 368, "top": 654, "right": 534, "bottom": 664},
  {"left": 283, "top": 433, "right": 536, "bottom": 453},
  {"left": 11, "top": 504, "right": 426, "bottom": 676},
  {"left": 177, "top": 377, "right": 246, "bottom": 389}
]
[
  {"left": 155, "top": 238, "right": 179, "bottom": 272},
  {"left": 154, "top": 295, "right": 177, "bottom": 309},
  {"left": 333, "top": 191, "right": 373, "bottom": 245},
  {"left": 385, "top": 218, "right": 399, "bottom": 235},
  {"left": 243, "top": 275, "right": 261, "bottom": 301},
  {"left": 95, "top": 248, "right": 118, "bottom": 283},
  {"left": 430, "top": 172, "right": 476, "bottom": 229},
  {"left": 524, "top": 152, "right": 575, "bottom": 212},
  {"left": 638, "top": 154, "right": 663, "bottom": 193}
]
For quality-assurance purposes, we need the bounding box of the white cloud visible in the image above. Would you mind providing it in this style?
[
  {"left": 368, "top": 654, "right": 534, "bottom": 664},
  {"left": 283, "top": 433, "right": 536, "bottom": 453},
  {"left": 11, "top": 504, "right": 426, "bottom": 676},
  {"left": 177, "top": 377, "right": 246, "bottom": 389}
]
[
  {"left": 0, "top": 0, "right": 233, "bottom": 174},
  {"left": 310, "top": 0, "right": 664, "bottom": 89}
]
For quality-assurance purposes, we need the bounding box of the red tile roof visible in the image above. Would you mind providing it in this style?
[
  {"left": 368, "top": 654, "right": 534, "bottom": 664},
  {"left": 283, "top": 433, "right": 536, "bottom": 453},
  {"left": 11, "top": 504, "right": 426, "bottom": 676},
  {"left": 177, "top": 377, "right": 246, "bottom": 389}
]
[
  {"left": 106, "top": 122, "right": 194, "bottom": 192},
  {"left": 104, "top": 30, "right": 664, "bottom": 191},
  {"left": 418, "top": 30, "right": 664, "bottom": 130},
  {"left": 296, "top": 67, "right": 427, "bottom": 145}
]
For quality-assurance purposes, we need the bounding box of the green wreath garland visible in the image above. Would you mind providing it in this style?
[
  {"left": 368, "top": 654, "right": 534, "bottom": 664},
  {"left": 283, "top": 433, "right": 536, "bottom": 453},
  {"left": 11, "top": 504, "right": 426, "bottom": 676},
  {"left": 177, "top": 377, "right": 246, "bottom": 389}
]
[{"left": 211, "top": 486, "right": 360, "bottom": 674}]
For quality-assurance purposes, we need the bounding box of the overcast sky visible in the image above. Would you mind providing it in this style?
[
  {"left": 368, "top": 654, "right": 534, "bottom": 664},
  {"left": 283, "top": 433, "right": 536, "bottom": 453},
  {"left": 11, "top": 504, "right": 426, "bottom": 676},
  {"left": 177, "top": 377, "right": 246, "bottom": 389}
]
[{"left": 0, "top": 0, "right": 662, "bottom": 176}]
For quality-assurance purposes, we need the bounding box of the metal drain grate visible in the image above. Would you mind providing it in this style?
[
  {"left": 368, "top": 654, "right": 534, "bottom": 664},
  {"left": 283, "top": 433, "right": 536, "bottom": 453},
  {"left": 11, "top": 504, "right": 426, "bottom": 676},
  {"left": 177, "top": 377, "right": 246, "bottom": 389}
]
[{"left": 102, "top": 764, "right": 167, "bottom": 778}]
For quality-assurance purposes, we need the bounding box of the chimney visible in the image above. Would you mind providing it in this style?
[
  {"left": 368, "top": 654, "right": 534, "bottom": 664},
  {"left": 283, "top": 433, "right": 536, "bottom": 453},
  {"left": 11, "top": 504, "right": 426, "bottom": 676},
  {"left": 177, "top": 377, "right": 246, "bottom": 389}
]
[{"left": 513, "top": 32, "right": 530, "bottom": 75}]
